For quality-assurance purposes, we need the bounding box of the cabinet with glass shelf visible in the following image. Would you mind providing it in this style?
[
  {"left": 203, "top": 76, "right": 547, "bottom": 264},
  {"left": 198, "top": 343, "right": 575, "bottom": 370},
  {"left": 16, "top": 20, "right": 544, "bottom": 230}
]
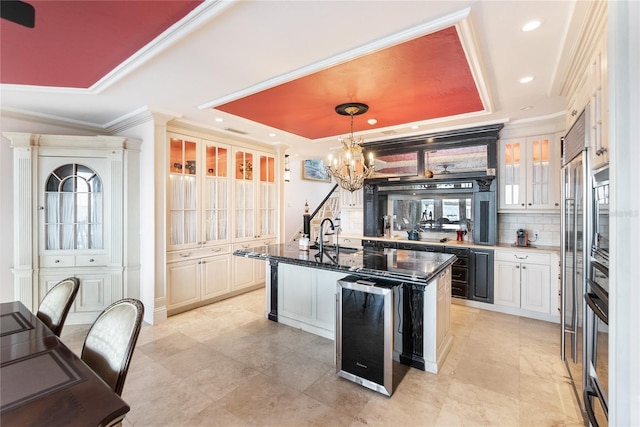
[
  {"left": 6, "top": 132, "right": 140, "bottom": 323},
  {"left": 232, "top": 148, "right": 277, "bottom": 241},
  {"left": 167, "top": 133, "right": 230, "bottom": 251},
  {"left": 498, "top": 134, "right": 560, "bottom": 212}
]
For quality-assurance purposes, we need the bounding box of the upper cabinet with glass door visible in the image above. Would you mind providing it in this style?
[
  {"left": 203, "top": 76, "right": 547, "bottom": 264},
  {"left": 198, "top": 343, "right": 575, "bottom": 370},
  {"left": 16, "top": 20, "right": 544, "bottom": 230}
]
[
  {"left": 233, "top": 149, "right": 277, "bottom": 241},
  {"left": 42, "top": 161, "right": 107, "bottom": 259},
  {"left": 258, "top": 153, "right": 277, "bottom": 239},
  {"left": 499, "top": 134, "right": 560, "bottom": 212},
  {"left": 168, "top": 133, "right": 230, "bottom": 250}
]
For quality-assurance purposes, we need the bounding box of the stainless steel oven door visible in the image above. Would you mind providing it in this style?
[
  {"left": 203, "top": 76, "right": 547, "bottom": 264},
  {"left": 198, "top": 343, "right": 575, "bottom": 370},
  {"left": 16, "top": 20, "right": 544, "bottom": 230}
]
[{"left": 584, "top": 281, "right": 608, "bottom": 427}]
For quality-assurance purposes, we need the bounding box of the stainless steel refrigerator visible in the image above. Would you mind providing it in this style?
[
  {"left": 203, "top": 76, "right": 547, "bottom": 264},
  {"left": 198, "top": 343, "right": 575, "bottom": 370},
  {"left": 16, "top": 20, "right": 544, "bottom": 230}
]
[{"left": 561, "top": 108, "right": 591, "bottom": 418}]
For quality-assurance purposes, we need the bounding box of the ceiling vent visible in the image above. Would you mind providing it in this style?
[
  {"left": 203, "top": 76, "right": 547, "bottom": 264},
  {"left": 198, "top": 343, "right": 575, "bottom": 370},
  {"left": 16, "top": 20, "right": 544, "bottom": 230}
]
[{"left": 224, "top": 127, "right": 248, "bottom": 135}]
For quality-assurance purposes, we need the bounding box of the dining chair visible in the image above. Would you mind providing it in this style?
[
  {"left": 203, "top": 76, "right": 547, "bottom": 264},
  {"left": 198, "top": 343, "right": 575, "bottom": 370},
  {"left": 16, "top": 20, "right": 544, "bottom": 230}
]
[
  {"left": 81, "top": 298, "right": 144, "bottom": 396},
  {"left": 36, "top": 277, "right": 80, "bottom": 337}
]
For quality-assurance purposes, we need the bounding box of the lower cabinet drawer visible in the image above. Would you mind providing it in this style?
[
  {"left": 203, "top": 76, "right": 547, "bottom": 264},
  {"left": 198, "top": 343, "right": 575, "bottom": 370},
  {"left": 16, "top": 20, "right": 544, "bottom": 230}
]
[
  {"left": 40, "top": 255, "right": 74, "bottom": 268},
  {"left": 76, "top": 254, "right": 108, "bottom": 266}
]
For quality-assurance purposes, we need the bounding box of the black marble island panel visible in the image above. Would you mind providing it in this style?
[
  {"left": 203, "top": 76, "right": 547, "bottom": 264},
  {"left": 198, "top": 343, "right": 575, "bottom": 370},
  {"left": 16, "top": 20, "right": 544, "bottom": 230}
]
[{"left": 233, "top": 242, "right": 456, "bottom": 286}]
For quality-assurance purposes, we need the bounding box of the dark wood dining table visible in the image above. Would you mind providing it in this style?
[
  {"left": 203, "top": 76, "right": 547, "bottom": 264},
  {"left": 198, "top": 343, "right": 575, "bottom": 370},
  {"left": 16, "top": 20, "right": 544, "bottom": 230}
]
[{"left": 0, "top": 301, "right": 130, "bottom": 427}]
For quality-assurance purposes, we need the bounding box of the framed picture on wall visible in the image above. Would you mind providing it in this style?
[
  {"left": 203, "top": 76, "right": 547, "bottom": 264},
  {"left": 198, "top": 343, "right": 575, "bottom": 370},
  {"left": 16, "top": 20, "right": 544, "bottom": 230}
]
[{"left": 302, "top": 159, "right": 331, "bottom": 182}]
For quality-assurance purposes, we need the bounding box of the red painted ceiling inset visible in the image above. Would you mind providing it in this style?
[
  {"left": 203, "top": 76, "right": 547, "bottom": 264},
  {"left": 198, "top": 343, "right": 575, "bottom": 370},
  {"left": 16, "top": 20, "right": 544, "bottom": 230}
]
[
  {"left": 215, "top": 26, "right": 483, "bottom": 140},
  {"left": 0, "top": 1, "right": 202, "bottom": 88}
]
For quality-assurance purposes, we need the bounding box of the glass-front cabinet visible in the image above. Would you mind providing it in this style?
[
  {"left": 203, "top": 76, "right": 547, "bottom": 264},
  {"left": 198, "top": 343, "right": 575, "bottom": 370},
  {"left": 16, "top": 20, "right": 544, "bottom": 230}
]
[
  {"left": 168, "top": 134, "right": 229, "bottom": 250},
  {"left": 499, "top": 134, "right": 560, "bottom": 212},
  {"left": 167, "top": 133, "right": 278, "bottom": 314},
  {"left": 7, "top": 132, "right": 140, "bottom": 324},
  {"left": 233, "top": 148, "right": 276, "bottom": 241}
]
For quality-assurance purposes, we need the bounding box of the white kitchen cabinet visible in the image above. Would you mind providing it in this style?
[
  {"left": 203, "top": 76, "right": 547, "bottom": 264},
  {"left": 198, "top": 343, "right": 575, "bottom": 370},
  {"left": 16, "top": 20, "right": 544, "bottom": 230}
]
[
  {"left": 233, "top": 148, "right": 277, "bottom": 242},
  {"left": 231, "top": 238, "right": 276, "bottom": 291},
  {"left": 588, "top": 34, "right": 609, "bottom": 170},
  {"left": 167, "top": 244, "right": 232, "bottom": 313},
  {"left": 166, "top": 131, "right": 278, "bottom": 314},
  {"left": 277, "top": 262, "right": 345, "bottom": 339},
  {"left": 423, "top": 266, "right": 453, "bottom": 373},
  {"left": 494, "top": 250, "right": 551, "bottom": 315},
  {"left": 6, "top": 133, "right": 140, "bottom": 324},
  {"left": 167, "top": 133, "right": 230, "bottom": 251},
  {"left": 339, "top": 187, "right": 363, "bottom": 209},
  {"left": 499, "top": 134, "right": 561, "bottom": 212},
  {"left": 230, "top": 148, "right": 277, "bottom": 289},
  {"left": 562, "top": 0, "right": 608, "bottom": 170}
]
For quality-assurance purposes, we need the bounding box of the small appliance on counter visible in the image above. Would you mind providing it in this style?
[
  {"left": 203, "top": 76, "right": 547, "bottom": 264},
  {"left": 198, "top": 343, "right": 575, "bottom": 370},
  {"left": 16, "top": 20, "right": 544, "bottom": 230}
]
[{"left": 515, "top": 229, "right": 528, "bottom": 247}]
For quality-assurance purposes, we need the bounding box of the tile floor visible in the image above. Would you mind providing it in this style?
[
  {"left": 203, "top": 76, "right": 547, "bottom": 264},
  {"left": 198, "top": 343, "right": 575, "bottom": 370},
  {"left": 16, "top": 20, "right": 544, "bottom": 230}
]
[{"left": 61, "top": 290, "right": 585, "bottom": 426}]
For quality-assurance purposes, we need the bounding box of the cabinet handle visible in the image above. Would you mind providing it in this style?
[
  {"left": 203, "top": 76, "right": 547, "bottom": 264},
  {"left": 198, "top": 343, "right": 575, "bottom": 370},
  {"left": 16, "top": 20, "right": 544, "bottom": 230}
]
[
  {"left": 211, "top": 248, "right": 221, "bottom": 253},
  {"left": 571, "top": 109, "right": 578, "bottom": 116},
  {"left": 514, "top": 255, "right": 528, "bottom": 260},
  {"left": 242, "top": 244, "right": 250, "bottom": 248},
  {"left": 179, "top": 253, "right": 192, "bottom": 258}
]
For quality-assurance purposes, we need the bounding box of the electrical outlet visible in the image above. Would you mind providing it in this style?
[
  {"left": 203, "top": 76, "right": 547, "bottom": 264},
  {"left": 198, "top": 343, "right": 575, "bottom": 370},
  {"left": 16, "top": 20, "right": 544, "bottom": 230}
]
[{"left": 534, "top": 229, "right": 540, "bottom": 237}]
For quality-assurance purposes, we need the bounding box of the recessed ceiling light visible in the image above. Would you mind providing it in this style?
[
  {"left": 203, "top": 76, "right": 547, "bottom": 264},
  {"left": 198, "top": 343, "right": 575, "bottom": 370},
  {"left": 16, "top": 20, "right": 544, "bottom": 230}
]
[
  {"left": 522, "top": 20, "right": 541, "bottom": 32},
  {"left": 411, "top": 125, "right": 419, "bottom": 130},
  {"left": 519, "top": 76, "right": 534, "bottom": 83},
  {"left": 215, "top": 117, "right": 224, "bottom": 122},
  {"left": 269, "top": 133, "right": 276, "bottom": 137},
  {"left": 367, "top": 118, "right": 378, "bottom": 125}
]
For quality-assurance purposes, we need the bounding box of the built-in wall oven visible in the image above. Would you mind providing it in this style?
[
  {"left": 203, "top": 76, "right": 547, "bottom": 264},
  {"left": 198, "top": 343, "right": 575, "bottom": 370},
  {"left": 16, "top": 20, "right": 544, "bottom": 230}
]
[
  {"left": 584, "top": 261, "right": 608, "bottom": 427},
  {"left": 584, "top": 167, "right": 609, "bottom": 426}
]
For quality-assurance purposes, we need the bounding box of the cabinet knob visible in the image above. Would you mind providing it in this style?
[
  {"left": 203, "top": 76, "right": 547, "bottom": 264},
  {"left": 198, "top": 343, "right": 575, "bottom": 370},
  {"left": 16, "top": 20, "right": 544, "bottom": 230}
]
[
  {"left": 55, "top": 259, "right": 60, "bottom": 263},
  {"left": 516, "top": 265, "right": 520, "bottom": 269},
  {"left": 555, "top": 203, "right": 559, "bottom": 206},
  {"left": 89, "top": 258, "right": 95, "bottom": 262},
  {"left": 571, "top": 109, "right": 578, "bottom": 116},
  {"left": 528, "top": 203, "right": 532, "bottom": 206},
  {"left": 522, "top": 266, "right": 526, "bottom": 269},
  {"left": 521, "top": 203, "right": 525, "bottom": 206}
]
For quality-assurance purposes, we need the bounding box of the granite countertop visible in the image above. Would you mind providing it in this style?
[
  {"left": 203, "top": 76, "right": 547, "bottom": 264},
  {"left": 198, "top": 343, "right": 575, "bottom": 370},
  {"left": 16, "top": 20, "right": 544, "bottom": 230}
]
[{"left": 233, "top": 242, "right": 457, "bottom": 285}]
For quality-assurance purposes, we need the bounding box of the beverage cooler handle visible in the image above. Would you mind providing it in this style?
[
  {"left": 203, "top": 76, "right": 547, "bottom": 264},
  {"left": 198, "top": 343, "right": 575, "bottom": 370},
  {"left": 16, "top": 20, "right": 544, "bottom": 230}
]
[{"left": 335, "top": 291, "right": 341, "bottom": 366}]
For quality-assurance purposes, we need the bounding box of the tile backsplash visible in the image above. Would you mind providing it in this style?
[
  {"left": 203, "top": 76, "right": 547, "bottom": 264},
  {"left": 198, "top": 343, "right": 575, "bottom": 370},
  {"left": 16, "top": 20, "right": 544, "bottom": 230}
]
[{"left": 498, "top": 213, "right": 561, "bottom": 247}]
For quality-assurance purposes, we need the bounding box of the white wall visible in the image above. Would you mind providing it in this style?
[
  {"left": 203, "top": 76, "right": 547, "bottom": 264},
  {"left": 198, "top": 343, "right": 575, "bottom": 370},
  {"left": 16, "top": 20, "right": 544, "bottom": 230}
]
[
  {"left": 112, "top": 118, "right": 159, "bottom": 325},
  {"left": 283, "top": 158, "right": 335, "bottom": 242},
  {"left": 609, "top": 1, "right": 640, "bottom": 424}
]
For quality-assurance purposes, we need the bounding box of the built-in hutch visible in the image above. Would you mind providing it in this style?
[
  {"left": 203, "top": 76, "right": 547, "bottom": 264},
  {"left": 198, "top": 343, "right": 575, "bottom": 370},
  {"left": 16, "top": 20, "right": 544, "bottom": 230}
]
[
  {"left": 5, "top": 133, "right": 141, "bottom": 324},
  {"left": 165, "top": 131, "right": 279, "bottom": 315}
]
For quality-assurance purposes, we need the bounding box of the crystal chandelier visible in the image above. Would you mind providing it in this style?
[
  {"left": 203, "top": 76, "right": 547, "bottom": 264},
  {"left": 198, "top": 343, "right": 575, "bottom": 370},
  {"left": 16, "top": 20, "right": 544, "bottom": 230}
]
[{"left": 326, "top": 103, "right": 375, "bottom": 192}]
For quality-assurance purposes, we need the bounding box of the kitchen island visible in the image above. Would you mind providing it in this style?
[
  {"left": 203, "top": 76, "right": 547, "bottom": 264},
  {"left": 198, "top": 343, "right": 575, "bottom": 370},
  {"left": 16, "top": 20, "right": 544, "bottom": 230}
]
[{"left": 233, "top": 242, "right": 456, "bottom": 373}]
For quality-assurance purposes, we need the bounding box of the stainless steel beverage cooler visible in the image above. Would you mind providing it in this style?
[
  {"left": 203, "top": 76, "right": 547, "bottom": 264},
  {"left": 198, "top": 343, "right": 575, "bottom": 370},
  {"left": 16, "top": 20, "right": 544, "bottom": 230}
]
[{"left": 336, "top": 275, "right": 403, "bottom": 396}]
